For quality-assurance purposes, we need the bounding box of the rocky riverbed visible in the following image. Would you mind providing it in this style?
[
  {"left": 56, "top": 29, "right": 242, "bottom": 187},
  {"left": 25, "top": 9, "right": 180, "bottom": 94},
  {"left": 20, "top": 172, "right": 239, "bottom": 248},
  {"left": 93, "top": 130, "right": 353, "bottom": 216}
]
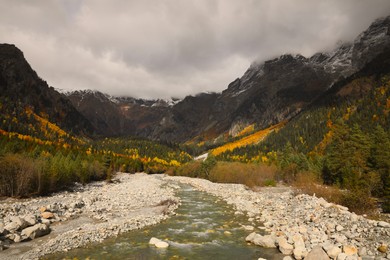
[
  {"left": 0, "top": 173, "right": 179, "bottom": 260},
  {"left": 167, "top": 176, "right": 390, "bottom": 260},
  {"left": 1, "top": 173, "right": 389, "bottom": 260}
]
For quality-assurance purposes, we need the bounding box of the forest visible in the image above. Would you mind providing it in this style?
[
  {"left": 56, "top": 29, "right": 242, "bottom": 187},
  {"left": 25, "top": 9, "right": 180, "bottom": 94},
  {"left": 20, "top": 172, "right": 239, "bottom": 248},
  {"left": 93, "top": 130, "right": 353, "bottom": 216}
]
[
  {"left": 203, "top": 75, "right": 390, "bottom": 213},
  {"left": 0, "top": 100, "right": 192, "bottom": 197}
]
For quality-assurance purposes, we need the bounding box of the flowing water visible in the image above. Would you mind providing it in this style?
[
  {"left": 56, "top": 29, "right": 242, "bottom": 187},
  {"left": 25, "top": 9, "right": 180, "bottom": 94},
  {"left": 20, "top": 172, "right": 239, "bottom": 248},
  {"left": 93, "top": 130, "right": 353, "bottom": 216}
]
[{"left": 47, "top": 185, "right": 281, "bottom": 260}]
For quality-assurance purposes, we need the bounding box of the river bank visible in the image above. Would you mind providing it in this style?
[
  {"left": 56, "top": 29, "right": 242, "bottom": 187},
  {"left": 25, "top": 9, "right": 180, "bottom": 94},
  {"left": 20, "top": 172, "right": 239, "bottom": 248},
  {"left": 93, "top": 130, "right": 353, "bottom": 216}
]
[
  {"left": 0, "top": 173, "right": 179, "bottom": 260},
  {"left": 167, "top": 176, "right": 390, "bottom": 260}
]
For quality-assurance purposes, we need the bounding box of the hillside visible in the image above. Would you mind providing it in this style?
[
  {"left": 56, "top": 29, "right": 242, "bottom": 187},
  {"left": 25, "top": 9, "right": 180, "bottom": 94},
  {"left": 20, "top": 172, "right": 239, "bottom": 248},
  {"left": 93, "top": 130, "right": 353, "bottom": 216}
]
[
  {"left": 214, "top": 46, "right": 390, "bottom": 212},
  {"left": 0, "top": 44, "right": 94, "bottom": 137}
]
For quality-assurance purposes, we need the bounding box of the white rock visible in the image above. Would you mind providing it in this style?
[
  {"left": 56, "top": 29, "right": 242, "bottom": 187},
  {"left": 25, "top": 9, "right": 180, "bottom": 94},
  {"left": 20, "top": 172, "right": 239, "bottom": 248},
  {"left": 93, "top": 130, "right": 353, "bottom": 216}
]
[
  {"left": 155, "top": 241, "right": 169, "bottom": 248},
  {"left": 149, "top": 237, "right": 161, "bottom": 245},
  {"left": 245, "top": 232, "right": 257, "bottom": 242},
  {"left": 336, "top": 225, "right": 344, "bottom": 232},
  {"left": 242, "top": 225, "right": 255, "bottom": 231}
]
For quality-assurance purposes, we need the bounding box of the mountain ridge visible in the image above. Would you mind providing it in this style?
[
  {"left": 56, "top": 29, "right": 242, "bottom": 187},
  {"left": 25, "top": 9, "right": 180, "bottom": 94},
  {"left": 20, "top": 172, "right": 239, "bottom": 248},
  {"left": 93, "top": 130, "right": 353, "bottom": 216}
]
[
  {"left": 66, "top": 15, "right": 390, "bottom": 142},
  {"left": 2, "top": 15, "right": 390, "bottom": 143}
]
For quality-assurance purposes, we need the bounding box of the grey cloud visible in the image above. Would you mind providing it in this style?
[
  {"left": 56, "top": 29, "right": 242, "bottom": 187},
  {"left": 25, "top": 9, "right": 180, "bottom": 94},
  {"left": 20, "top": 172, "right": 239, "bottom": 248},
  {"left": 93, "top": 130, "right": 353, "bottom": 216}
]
[{"left": 1, "top": 0, "right": 390, "bottom": 99}]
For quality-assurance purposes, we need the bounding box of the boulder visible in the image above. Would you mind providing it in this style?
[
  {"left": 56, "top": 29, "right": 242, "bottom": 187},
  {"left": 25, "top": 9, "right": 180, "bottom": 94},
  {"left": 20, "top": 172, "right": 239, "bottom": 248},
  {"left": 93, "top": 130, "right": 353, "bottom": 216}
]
[
  {"left": 278, "top": 237, "right": 294, "bottom": 255},
  {"left": 336, "top": 253, "right": 348, "bottom": 260},
  {"left": 323, "top": 244, "right": 342, "bottom": 259},
  {"left": 4, "top": 221, "right": 20, "bottom": 232},
  {"left": 252, "top": 234, "right": 276, "bottom": 248},
  {"left": 377, "top": 221, "right": 390, "bottom": 228},
  {"left": 148, "top": 237, "right": 169, "bottom": 248},
  {"left": 0, "top": 222, "right": 4, "bottom": 234},
  {"left": 21, "top": 223, "right": 50, "bottom": 240},
  {"left": 245, "top": 232, "right": 257, "bottom": 242},
  {"left": 24, "top": 215, "right": 37, "bottom": 226},
  {"left": 293, "top": 247, "right": 308, "bottom": 260},
  {"left": 13, "top": 233, "right": 22, "bottom": 243},
  {"left": 10, "top": 216, "right": 28, "bottom": 230},
  {"left": 343, "top": 244, "right": 358, "bottom": 255},
  {"left": 305, "top": 245, "right": 330, "bottom": 260},
  {"left": 155, "top": 241, "right": 169, "bottom": 248},
  {"left": 41, "top": 211, "right": 54, "bottom": 219}
]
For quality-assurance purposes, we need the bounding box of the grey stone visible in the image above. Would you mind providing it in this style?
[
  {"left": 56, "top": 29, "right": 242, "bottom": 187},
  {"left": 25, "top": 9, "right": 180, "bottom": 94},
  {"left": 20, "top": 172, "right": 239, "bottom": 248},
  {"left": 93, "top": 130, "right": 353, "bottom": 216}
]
[
  {"left": 253, "top": 234, "right": 276, "bottom": 248},
  {"left": 24, "top": 215, "right": 37, "bottom": 226},
  {"left": 378, "top": 221, "right": 390, "bottom": 228},
  {"left": 0, "top": 222, "right": 4, "bottom": 234},
  {"left": 13, "top": 233, "right": 22, "bottom": 243},
  {"left": 21, "top": 223, "right": 50, "bottom": 240},
  {"left": 4, "top": 221, "right": 20, "bottom": 232}
]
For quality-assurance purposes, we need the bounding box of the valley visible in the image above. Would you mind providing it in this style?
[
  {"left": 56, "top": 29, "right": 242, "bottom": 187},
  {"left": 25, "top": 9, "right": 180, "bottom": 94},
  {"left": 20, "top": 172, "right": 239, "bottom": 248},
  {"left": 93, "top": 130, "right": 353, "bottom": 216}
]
[{"left": 0, "top": 10, "right": 389, "bottom": 260}]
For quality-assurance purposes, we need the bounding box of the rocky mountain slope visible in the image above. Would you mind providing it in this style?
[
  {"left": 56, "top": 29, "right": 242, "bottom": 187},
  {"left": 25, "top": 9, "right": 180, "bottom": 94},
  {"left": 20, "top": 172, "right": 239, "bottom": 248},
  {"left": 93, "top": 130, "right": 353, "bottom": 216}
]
[
  {"left": 66, "top": 15, "right": 390, "bottom": 142},
  {"left": 0, "top": 44, "right": 94, "bottom": 136}
]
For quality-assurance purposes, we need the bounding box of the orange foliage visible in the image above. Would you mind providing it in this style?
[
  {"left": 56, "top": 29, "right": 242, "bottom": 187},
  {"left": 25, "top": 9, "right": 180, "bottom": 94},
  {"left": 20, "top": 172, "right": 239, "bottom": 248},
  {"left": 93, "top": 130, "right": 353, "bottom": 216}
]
[
  {"left": 211, "top": 122, "right": 286, "bottom": 156},
  {"left": 236, "top": 124, "right": 255, "bottom": 137}
]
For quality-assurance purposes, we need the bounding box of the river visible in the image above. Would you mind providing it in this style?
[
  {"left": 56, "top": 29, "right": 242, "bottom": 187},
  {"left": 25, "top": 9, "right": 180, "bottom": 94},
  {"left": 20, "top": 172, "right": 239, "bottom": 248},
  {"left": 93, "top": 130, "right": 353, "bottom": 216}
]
[{"left": 47, "top": 185, "right": 281, "bottom": 260}]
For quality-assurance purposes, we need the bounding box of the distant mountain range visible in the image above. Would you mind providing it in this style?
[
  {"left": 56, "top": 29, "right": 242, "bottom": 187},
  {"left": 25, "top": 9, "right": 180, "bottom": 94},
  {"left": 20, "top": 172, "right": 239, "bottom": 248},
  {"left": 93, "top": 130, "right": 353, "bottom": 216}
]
[{"left": 1, "top": 15, "right": 390, "bottom": 143}]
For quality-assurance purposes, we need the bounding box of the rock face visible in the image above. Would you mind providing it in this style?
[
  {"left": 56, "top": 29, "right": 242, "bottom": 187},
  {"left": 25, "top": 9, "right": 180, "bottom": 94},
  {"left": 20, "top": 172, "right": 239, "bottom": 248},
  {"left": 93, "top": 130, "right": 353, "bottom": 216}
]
[{"left": 65, "top": 15, "right": 390, "bottom": 142}]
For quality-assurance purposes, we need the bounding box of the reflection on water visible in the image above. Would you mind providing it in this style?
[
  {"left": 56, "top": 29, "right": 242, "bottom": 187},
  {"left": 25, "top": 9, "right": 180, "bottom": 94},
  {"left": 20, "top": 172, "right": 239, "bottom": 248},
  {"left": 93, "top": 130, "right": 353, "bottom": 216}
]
[{"left": 47, "top": 185, "right": 281, "bottom": 260}]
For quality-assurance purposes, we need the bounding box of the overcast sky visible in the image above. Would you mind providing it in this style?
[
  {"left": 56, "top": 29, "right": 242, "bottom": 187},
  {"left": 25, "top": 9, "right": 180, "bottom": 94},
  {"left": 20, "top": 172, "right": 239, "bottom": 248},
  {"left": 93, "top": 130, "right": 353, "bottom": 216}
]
[{"left": 1, "top": 0, "right": 390, "bottom": 99}]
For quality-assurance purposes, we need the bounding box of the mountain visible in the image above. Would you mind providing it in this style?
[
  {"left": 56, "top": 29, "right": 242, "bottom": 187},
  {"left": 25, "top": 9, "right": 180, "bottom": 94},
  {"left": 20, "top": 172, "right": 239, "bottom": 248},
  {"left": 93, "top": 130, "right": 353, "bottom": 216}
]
[
  {"left": 0, "top": 43, "right": 94, "bottom": 137},
  {"left": 67, "top": 15, "right": 390, "bottom": 142},
  {"left": 66, "top": 90, "right": 175, "bottom": 137}
]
